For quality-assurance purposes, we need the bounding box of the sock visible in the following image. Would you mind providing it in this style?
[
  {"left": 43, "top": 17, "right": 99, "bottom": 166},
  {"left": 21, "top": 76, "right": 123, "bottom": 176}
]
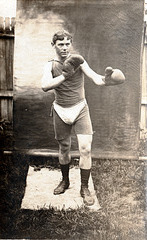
[
  {"left": 80, "top": 168, "right": 91, "bottom": 188},
  {"left": 60, "top": 163, "right": 70, "bottom": 182}
]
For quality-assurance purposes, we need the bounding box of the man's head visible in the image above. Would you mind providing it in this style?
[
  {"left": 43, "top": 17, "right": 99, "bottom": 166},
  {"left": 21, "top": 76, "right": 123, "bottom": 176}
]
[
  {"left": 52, "top": 30, "right": 73, "bottom": 59},
  {"left": 52, "top": 30, "right": 72, "bottom": 45}
]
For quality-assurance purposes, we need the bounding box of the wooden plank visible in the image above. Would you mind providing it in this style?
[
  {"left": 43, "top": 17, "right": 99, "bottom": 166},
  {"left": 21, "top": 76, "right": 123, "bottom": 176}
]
[
  {"left": 0, "top": 90, "right": 13, "bottom": 97},
  {"left": 11, "top": 17, "right": 15, "bottom": 34},
  {"left": 10, "top": 39, "right": 14, "bottom": 89},
  {"left": 5, "top": 39, "right": 14, "bottom": 90},
  {"left": 0, "top": 39, "right": 6, "bottom": 90},
  {"left": 0, "top": 33, "right": 14, "bottom": 38},
  {"left": 5, "top": 17, "right": 11, "bottom": 34},
  {"left": 0, "top": 17, "right": 4, "bottom": 33},
  {"left": 0, "top": 98, "right": 13, "bottom": 122},
  {"left": 0, "top": 38, "right": 14, "bottom": 90},
  {"left": 0, "top": 99, "right": 8, "bottom": 119},
  {"left": 7, "top": 98, "right": 13, "bottom": 121},
  {"left": 5, "top": 39, "right": 10, "bottom": 89},
  {"left": 0, "top": 17, "right": 14, "bottom": 123}
]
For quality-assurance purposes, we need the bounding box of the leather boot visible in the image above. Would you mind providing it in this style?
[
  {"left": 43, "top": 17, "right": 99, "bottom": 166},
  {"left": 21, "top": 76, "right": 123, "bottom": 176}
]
[
  {"left": 54, "top": 163, "right": 70, "bottom": 195},
  {"left": 80, "top": 168, "right": 95, "bottom": 206},
  {"left": 54, "top": 179, "right": 70, "bottom": 195}
]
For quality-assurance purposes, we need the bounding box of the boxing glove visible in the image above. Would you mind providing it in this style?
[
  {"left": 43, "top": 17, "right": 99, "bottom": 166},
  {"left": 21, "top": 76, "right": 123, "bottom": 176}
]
[
  {"left": 104, "top": 66, "right": 125, "bottom": 86},
  {"left": 62, "top": 54, "right": 84, "bottom": 78}
]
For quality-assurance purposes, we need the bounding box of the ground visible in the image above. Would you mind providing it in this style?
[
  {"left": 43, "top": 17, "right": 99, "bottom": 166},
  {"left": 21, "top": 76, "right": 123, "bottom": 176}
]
[{"left": 0, "top": 152, "right": 146, "bottom": 240}]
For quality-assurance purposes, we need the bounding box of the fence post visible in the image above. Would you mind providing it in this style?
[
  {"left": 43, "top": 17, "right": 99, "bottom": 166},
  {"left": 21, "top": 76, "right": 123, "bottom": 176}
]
[
  {"left": 0, "top": 16, "right": 15, "bottom": 124},
  {"left": 5, "top": 17, "right": 11, "bottom": 34},
  {"left": 0, "top": 17, "right": 4, "bottom": 33},
  {"left": 11, "top": 17, "right": 15, "bottom": 34}
]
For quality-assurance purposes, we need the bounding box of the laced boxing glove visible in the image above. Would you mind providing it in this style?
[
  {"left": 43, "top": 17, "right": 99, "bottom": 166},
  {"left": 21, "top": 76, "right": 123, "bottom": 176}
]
[
  {"left": 104, "top": 66, "right": 125, "bottom": 86},
  {"left": 62, "top": 54, "right": 84, "bottom": 78}
]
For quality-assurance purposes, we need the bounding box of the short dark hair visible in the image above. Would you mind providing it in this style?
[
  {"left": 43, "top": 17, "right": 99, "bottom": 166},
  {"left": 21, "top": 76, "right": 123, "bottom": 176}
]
[{"left": 52, "top": 30, "right": 72, "bottom": 45}]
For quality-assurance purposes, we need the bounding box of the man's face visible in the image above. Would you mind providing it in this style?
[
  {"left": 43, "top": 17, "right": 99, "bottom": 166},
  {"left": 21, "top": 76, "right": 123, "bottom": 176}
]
[{"left": 54, "top": 37, "right": 72, "bottom": 59}]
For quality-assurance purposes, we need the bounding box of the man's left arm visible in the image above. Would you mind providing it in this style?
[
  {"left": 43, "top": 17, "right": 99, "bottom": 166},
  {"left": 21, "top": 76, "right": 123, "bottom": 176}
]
[
  {"left": 80, "top": 60, "right": 105, "bottom": 85},
  {"left": 80, "top": 60, "right": 125, "bottom": 86}
]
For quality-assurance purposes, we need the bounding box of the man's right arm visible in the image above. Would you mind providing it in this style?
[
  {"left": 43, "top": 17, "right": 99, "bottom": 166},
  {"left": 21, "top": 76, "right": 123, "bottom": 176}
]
[{"left": 41, "top": 62, "right": 65, "bottom": 92}]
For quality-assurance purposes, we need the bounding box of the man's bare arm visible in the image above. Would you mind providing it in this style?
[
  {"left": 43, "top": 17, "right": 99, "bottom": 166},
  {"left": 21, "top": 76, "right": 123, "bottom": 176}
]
[
  {"left": 80, "top": 60, "right": 105, "bottom": 85},
  {"left": 41, "top": 62, "right": 65, "bottom": 92}
]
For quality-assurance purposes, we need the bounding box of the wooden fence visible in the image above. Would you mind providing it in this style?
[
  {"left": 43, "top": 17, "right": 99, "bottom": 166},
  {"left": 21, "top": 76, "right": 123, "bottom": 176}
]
[{"left": 0, "top": 17, "right": 15, "bottom": 124}]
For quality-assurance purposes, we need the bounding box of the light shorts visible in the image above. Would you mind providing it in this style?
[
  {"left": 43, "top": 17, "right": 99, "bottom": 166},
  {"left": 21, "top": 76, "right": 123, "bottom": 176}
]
[{"left": 53, "top": 104, "right": 93, "bottom": 140}]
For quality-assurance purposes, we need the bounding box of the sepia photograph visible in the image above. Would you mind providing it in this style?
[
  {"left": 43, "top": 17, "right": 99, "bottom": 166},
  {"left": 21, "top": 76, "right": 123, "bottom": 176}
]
[{"left": 0, "top": 0, "right": 146, "bottom": 239}]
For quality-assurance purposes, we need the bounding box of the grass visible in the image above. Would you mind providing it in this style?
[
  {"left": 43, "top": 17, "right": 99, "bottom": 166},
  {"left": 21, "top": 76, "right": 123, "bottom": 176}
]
[{"left": 0, "top": 152, "right": 146, "bottom": 240}]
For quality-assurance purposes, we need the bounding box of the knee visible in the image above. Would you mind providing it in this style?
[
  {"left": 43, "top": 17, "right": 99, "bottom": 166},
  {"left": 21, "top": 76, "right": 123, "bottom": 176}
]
[
  {"left": 58, "top": 138, "right": 71, "bottom": 154},
  {"left": 79, "top": 144, "right": 91, "bottom": 157},
  {"left": 58, "top": 138, "right": 71, "bottom": 164}
]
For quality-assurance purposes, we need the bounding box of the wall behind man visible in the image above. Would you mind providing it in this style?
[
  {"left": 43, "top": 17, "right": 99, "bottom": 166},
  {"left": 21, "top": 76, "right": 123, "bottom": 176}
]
[{"left": 14, "top": 0, "right": 144, "bottom": 159}]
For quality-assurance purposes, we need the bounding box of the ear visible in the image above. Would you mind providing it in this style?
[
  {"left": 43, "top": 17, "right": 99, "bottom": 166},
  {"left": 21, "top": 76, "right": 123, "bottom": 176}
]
[{"left": 51, "top": 42, "right": 54, "bottom": 47}]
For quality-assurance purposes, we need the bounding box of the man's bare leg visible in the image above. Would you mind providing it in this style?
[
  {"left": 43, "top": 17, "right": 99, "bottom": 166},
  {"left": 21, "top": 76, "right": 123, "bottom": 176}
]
[{"left": 77, "top": 134, "right": 95, "bottom": 206}]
